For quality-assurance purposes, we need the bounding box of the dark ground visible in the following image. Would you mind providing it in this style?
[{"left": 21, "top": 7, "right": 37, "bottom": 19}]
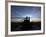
[{"left": 11, "top": 21, "right": 41, "bottom": 31}]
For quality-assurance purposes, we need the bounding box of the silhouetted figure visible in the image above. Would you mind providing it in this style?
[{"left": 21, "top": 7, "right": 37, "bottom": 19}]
[
  {"left": 21, "top": 16, "right": 32, "bottom": 30},
  {"left": 24, "top": 16, "right": 30, "bottom": 23}
]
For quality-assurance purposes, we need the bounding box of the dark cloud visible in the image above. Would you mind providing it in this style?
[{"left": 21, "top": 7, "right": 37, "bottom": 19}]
[{"left": 11, "top": 6, "right": 41, "bottom": 18}]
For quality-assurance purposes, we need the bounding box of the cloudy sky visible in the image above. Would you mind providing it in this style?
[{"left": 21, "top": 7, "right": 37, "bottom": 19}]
[{"left": 11, "top": 6, "right": 41, "bottom": 22}]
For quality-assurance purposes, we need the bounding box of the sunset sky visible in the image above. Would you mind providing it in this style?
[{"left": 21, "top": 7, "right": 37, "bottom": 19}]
[{"left": 11, "top": 6, "right": 41, "bottom": 22}]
